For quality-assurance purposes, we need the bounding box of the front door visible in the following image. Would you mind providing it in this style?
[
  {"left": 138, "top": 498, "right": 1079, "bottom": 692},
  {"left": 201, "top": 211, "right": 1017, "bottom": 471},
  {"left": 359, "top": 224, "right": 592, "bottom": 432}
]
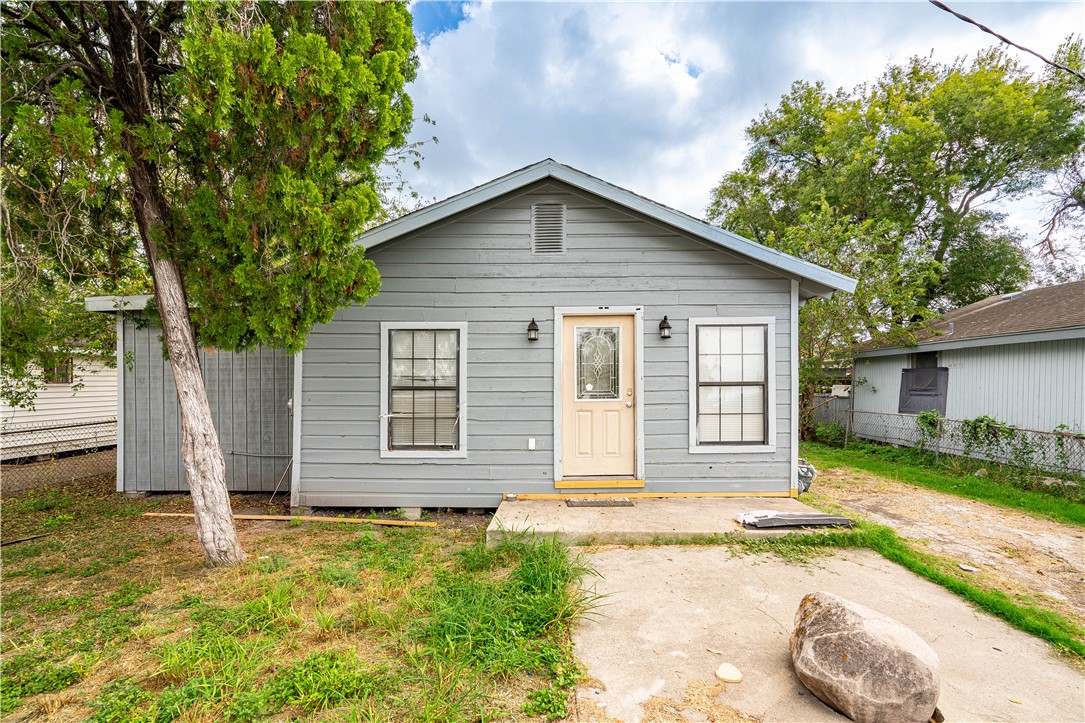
[{"left": 561, "top": 314, "right": 636, "bottom": 477}]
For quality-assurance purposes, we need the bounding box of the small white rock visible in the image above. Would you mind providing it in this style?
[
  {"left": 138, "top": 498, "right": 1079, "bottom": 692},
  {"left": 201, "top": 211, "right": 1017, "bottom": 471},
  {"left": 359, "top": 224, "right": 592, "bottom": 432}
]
[
  {"left": 714, "top": 662, "right": 743, "bottom": 683},
  {"left": 959, "top": 564, "right": 979, "bottom": 572}
]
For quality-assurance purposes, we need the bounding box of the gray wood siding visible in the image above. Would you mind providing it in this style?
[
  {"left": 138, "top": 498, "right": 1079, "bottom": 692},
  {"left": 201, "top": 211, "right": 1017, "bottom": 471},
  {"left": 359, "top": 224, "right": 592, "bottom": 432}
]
[
  {"left": 853, "top": 338, "right": 1085, "bottom": 432},
  {"left": 851, "top": 355, "right": 905, "bottom": 415},
  {"left": 121, "top": 318, "right": 293, "bottom": 492},
  {"left": 299, "top": 183, "right": 796, "bottom": 507},
  {"left": 942, "top": 340, "right": 1085, "bottom": 431}
]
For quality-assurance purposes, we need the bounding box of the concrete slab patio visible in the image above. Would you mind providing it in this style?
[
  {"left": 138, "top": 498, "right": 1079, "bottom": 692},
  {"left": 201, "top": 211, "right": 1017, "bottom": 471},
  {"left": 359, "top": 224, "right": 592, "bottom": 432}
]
[
  {"left": 572, "top": 546, "right": 1085, "bottom": 722},
  {"left": 487, "top": 497, "right": 831, "bottom": 545}
]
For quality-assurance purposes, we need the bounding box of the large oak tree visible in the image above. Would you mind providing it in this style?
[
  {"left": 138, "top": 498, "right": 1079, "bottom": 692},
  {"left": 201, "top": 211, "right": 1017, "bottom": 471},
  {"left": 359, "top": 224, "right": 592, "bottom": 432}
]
[
  {"left": 707, "top": 43, "right": 1084, "bottom": 438},
  {"left": 2, "top": 1, "right": 417, "bottom": 564}
]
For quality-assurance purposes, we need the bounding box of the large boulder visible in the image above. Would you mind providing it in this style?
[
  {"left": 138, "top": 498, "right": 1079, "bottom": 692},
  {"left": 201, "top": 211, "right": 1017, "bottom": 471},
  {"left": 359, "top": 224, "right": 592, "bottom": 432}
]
[{"left": 790, "top": 592, "right": 940, "bottom": 723}]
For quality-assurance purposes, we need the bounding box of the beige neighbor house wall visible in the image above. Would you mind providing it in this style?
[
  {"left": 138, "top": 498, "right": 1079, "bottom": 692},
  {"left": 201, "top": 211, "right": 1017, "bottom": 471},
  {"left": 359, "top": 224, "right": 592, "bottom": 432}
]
[{"left": 0, "top": 357, "right": 118, "bottom": 460}]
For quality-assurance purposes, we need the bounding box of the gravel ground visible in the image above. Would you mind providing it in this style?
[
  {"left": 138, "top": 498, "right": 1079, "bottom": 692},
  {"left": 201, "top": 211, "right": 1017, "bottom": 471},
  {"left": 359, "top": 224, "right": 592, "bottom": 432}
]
[{"left": 809, "top": 466, "right": 1085, "bottom": 632}]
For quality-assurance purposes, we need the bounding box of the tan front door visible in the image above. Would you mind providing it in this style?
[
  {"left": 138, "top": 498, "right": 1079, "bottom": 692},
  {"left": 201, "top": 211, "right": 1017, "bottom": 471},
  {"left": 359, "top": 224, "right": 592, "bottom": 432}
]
[{"left": 561, "top": 314, "right": 636, "bottom": 478}]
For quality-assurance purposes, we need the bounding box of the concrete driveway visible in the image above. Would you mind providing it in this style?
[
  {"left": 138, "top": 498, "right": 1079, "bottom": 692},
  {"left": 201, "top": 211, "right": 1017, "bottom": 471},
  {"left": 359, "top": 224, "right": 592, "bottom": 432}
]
[{"left": 572, "top": 547, "right": 1085, "bottom": 722}]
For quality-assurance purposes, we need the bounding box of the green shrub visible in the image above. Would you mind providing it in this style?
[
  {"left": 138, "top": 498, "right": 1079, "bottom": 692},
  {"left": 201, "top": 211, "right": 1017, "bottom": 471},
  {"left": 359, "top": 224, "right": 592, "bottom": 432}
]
[
  {"left": 319, "top": 564, "right": 360, "bottom": 588},
  {"left": 415, "top": 537, "right": 597, "bottom": 676},
  {"left": 88, "top": 679, "right": 154, "bottom": 723},
  {"left": 0, "top": 651, "right": 85, "bottom": 714},
  {"left": 155, "top": 679, "right": 216, "bottom": 723},
  {"left": 815, "top": 423, "right": 846, "bottom": 447},
  {"left": 523, "top": 685, "right": 570, "bottom": 720},
  {"left": 915, "top": 410, "right": 943, "bottom": 452},
  {"left": 251, "top": 553, "right": 291, "bottom": 573},
  {"left": 264, "top": 650, "right": 390, "bottom": 712}
]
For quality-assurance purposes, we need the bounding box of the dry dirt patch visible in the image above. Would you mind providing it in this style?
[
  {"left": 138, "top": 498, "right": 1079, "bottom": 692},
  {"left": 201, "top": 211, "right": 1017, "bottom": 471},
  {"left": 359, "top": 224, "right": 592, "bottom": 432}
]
[{"left": 809, "top": 467, "right": 1085, "bottom": 630}]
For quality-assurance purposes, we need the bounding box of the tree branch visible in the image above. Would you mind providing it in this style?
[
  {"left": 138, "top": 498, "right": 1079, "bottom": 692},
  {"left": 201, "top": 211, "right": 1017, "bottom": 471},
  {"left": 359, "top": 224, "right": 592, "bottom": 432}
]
[{"left": 37, "top": 2, "right": 112, "bottom": 87}]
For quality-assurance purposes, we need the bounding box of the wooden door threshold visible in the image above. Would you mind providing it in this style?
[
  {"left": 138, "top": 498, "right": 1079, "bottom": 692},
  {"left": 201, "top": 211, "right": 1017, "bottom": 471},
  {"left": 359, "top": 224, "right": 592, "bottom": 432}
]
[{"left": 555, "top": 479, "right": 645, "bottom": 490}]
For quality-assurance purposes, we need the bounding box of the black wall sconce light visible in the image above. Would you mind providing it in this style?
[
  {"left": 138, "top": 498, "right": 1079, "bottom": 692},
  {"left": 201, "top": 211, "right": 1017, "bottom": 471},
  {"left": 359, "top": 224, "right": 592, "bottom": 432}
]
[
  {"left": 527, "top": 318, "right": 539, "bottom": 342},
  {"left": 659, "top": 316, "right": 672, "bottom": 339}
]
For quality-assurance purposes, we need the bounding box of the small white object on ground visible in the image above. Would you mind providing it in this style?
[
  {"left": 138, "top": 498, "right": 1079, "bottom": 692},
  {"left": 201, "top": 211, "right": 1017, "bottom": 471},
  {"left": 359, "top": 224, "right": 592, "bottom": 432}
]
[
  {"left": 735, "top": 510, "right": 778, "bottom": 525},
  {"left": 958, "top": 564, "right": 980, "bottom": 572},
  {"left": 714, "top": 662, "right": 743, "bottom": 683}
]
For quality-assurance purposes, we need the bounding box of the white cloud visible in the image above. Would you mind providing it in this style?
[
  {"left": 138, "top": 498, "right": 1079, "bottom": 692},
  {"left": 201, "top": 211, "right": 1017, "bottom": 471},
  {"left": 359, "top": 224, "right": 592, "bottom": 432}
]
[{"left": 399, "top": 1, "right": 1083, "bottom": 233}]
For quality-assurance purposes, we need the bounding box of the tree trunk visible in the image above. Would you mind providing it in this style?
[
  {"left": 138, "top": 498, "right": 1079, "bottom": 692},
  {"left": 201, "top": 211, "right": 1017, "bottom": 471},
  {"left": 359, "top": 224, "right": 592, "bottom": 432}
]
[
  {"left": 798, "top": 385, "right": 818, "bottom": 442},
  {"left": 125, "top": 146, "right": 245, "bottom": 566},
  {"left": 3, "top": 1, "right": 244, "bottom": 564}
]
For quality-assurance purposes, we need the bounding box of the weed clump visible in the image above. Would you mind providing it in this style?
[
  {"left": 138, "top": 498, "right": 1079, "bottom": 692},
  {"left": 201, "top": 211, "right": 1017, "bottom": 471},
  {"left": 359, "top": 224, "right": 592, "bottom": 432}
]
[{"left": 414, "top": 535, "right": 597, "bottom": 719}]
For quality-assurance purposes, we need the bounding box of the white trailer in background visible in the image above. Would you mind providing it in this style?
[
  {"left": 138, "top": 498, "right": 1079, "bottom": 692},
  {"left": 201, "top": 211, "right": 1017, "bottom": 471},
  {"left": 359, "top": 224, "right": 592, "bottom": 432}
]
[{"left": 1, "top": 358, "right": 118, "bottom": 461}]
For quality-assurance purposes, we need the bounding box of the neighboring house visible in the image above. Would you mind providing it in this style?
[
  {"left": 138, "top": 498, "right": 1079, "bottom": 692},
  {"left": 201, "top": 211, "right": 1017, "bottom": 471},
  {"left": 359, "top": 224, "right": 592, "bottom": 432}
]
[
  {"left": 0, "top": 357, "right": 118, "bottom": 461},
  {"left": 90, "top": 160, "right": 855, "bottom": 506},
  {"left": 853, "top": 280, "right": 1085, "bottom": 433}
]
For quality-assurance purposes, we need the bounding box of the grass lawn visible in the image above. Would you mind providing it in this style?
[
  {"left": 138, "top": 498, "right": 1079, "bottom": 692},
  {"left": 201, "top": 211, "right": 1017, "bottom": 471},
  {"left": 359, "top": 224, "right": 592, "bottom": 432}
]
[
  {"left": 0, "top": 479, "right": 594, "bottom": 721},
  {"left": 802, "top": 441, "right": 1085, "bottom": 527}
]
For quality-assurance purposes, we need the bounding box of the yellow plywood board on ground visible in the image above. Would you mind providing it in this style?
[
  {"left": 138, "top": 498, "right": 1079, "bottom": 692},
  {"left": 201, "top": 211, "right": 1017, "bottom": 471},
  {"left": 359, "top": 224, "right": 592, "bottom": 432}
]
[
  {"left": 142, "top": 512, "right": 437, "bottom": 528},
  {"left": 554, "top": 479, "right": 646, "bottom": 489},
  {"left": 508, "top": 491, "right": 793, "bottom": 501}
]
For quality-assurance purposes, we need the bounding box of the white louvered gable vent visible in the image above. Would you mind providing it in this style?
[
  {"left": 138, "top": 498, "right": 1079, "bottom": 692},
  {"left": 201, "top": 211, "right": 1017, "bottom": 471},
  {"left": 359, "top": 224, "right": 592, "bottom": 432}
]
[{"left": 531, "top": 203, "right": 566, "bottom": 254}]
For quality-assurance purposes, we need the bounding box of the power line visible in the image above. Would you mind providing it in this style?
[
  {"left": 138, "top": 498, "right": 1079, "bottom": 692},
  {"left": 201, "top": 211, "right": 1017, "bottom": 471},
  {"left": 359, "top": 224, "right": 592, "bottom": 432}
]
[{"left": 928, "top": 0, "right": 1085, "bottom": 84}]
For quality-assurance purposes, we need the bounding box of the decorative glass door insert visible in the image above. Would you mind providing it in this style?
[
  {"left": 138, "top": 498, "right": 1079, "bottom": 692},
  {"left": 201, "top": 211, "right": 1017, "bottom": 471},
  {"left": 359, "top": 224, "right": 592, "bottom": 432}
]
[{"left": 576, "top": 327, "right": 620, "bottom": 400}]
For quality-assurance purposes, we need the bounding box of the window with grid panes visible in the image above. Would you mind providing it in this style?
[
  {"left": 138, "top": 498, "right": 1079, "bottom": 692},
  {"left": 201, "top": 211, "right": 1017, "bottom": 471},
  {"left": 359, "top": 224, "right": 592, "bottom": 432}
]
[
  {"left": 388, "top": 329, "right": 460, "bottom": 450},
  {"left": 44, "top": 358, "right": 73, "bottom": 385},
  {"left": 695, "top": 324, "right": 768, "bottom": 444}
]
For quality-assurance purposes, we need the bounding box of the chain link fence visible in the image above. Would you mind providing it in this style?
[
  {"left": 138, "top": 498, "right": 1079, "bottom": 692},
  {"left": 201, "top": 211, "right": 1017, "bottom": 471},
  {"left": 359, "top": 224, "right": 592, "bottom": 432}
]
[
  {"left": 1, "top": 418, "right": 117, "bottom": 494},
  {"left": 817, "top": 405, "right": 1085, "bottom": 477}
]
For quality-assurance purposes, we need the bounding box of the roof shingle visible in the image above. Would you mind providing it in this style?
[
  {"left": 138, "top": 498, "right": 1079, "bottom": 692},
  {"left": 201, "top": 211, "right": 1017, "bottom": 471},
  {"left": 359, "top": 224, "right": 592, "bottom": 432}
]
[{"left": 915, "top": 280, "right": 1085, "bottom": 344}]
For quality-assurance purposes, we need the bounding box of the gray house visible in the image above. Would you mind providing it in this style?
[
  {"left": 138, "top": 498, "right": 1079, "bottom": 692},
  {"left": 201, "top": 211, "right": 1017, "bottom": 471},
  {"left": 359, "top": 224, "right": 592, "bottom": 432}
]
[
  {"left": 852, "top": 280, "right": 1085, "bottom": 433},
  {"left": 292, "top": 160, "right": 853, "bottom": 508},
  {"left": 89, "top": 160, "right": 855, "bottom": 507}
]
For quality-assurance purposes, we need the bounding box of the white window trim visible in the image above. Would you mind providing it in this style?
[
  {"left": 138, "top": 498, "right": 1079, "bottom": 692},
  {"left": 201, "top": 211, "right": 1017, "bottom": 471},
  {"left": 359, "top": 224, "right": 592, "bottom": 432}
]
[
  {"left": 688, "top": 316, "right": 777, "bottom": 454},
  {"left": 379, "top": 321, "right": 468, "bottom": 459}
]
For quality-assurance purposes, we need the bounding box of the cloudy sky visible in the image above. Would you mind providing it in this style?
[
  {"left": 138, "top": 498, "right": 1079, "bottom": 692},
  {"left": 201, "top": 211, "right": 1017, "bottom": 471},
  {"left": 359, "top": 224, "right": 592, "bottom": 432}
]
[{"left": 399, "top": 0, "right": 1082, "bottom": 246}]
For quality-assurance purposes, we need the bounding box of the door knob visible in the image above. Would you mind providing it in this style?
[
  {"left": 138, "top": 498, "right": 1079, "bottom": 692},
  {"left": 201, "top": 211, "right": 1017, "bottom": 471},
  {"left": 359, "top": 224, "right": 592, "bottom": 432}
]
[{"left": 625, "top": 401, "right": 633, "bottom": 408}]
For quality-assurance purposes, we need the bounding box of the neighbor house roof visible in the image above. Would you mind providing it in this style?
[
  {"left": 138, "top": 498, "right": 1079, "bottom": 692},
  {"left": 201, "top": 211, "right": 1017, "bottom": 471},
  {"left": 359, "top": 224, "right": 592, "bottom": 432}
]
[
  {"left": 856, "top": 280, "right": 1085, "bottom": 358},
  {"left": 360, "top": 159, "right": 856, "bottom": 300}
]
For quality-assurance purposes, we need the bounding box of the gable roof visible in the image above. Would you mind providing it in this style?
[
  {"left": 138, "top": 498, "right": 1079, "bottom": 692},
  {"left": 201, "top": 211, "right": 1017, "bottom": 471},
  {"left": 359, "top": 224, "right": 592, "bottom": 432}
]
[
  {"left": 856, "top": 280, "right": 1085, "bottom": 357},
  {"left": 361, "top": 159, "right": 856, "bottom": 299}
]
